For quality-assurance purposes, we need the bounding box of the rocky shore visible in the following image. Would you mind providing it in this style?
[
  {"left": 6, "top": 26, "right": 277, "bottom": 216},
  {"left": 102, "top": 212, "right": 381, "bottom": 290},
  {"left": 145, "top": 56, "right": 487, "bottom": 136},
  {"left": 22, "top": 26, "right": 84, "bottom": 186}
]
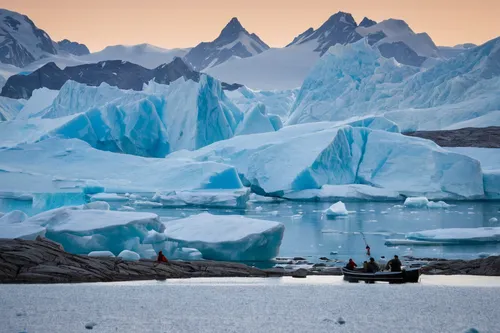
[
  {"left": 0, "top": 237, "right": 282, "bottom": 283},
  {"left": 405, "top": 126, "right": 500, "bottom": 148},
  {"left": 1, "top": 238, "right": 500, "bottom": 283}
]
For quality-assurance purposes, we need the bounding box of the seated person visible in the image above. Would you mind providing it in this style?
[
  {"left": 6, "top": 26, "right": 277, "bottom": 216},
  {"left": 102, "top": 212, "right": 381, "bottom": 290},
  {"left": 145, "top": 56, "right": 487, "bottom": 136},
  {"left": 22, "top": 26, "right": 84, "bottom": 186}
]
[
  {"left": 367, "top": 257, "right": 379, "bottom": 273},
  {"left": 345, "top": 258, "right": 357, "bottom": 270},
  {"left": 157, "top": 250, "right": 169, "bottom": 263},
  {"left": 386, "top": 255, "right": 402, "bottom": 272}
]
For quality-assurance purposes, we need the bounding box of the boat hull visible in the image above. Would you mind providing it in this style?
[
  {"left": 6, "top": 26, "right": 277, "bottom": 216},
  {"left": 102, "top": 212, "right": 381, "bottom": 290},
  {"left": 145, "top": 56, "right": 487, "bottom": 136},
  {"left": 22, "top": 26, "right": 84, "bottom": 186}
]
[{"left": 342, "top": 268, "right": 420, "bottom": 283}]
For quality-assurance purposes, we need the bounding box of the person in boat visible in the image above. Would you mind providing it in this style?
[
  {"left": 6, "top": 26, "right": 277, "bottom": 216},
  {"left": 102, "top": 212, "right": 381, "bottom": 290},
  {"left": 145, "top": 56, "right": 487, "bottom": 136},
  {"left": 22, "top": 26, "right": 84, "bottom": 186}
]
[
  {"left": 386, "top": 255, "right": 402, "bottom": 272},
  {"left": 367, "top": 257, "right": 379, "bottom": 273},
  {"left": 157, "top": 250, "right": 169, "bottom": 263},
  {"left": 363, "top": 261, "right": 369, "bottom": 272},
  {"left": 345, "top": 258, "right": 357, "bottom": 270}
]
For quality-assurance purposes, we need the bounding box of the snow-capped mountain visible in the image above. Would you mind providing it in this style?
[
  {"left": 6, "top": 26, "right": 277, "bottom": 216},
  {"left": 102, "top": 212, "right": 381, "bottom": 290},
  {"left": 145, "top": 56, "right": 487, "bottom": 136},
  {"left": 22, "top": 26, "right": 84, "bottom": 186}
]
[
  {"left": 0, "top": 9, "right": 57, "bottom": 68},
  {"left": 57, "top": 39, "right": 90, "bottom": 56},
  {"left": 184, "top": 17, "right": 269, "bottom": 71},
  {"left": 287, "top": 12, "right": 362, "bottom": 54}
]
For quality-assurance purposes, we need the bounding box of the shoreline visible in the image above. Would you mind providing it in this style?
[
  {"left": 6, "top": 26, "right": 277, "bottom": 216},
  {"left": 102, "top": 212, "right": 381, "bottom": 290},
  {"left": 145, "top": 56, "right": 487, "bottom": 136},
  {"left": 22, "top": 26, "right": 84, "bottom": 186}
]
[{"left": 1, "top": 237, "right": 499, "bottom": 284}]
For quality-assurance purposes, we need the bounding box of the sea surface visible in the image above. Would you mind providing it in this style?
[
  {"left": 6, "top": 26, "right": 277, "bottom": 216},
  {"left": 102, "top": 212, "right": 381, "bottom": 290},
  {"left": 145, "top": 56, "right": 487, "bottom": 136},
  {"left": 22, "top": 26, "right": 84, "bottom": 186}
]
[
  {"left": 2, "top": 199, "right": 500, "bottom": 263},
  {"left": 1, "top": 276, "right": 499, "bottom": 333}
]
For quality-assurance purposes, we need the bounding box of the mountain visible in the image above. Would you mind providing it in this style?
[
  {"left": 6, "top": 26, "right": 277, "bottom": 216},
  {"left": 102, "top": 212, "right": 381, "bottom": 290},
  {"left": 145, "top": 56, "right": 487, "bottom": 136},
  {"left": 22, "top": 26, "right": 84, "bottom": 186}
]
[
  {"left": 0, "top": 57, "right": 241, "bottom": 99},
  {"left": 287, "top": 37, "right": 500, "bottom": 131},
  {"left": 287, "top": 12, "right": 362, "bottom": 55},
  {"left": 0, "top": 9, "right": 57, "bottom": 67},
  {"left": 184, "top": 17, "right": 269, "bottom": 71},
  {"left": 359, "top": 17, "right": 377, "bottom": 28},
  {"left": 57, "top": 39, "right": 90, "bottom": 56}
]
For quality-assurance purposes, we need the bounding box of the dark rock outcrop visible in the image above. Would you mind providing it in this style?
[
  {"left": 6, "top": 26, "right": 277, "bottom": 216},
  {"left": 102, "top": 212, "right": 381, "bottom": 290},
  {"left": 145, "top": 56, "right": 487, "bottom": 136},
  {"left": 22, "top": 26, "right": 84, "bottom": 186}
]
[
  {"left": 378, "top": 41, "right": 427, "bottom": 67},
  {"left": 0, "top": 237, "right": 281, "bottom": 284},
  {"left": 405, "top": 126, "right": 500, "bottom": 148},
  {"left": 0, "top": 57, "right": 237, "bottom": 99},
  {"left": 57, "top": 39, "right": 90, "bottom": 56},
  {"left": 420, "top": 256, "right": 500, "bottom": 276}
]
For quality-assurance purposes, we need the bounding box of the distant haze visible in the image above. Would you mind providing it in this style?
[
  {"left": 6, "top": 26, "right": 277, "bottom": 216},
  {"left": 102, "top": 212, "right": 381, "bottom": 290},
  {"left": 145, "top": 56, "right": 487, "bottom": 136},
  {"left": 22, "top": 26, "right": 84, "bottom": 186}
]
[{"left": 2, "top": 0, "right": 499, "bottom": 52}]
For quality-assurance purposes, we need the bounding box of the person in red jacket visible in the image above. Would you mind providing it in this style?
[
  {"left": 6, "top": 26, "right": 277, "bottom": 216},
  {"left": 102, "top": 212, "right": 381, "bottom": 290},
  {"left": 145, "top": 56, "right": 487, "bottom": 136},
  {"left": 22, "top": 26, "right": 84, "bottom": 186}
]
[
  {"left": 345, "top": 258, "right": 357, "bottom": 270},
  {"left": 157, "top": 251, "right": 168, "bottom": 263}
]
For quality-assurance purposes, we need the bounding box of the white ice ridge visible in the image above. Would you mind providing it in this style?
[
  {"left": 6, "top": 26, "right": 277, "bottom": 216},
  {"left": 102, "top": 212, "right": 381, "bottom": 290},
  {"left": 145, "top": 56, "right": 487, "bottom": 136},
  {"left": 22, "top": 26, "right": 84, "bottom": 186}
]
[
  {"left": 325, "top": 201, "right": 349, "bottom": 217},
  {"left": 406, "top": 227, "right": 500, "bottom": 244},
  {"left": 161, "top": 213, "right": 285, "bottom": 261},
  {"left": 0, "top": 138, "right": 244, "bottom": 196},
  {"left": 169, "top": 122, "right": 484, "bottom": 199}
]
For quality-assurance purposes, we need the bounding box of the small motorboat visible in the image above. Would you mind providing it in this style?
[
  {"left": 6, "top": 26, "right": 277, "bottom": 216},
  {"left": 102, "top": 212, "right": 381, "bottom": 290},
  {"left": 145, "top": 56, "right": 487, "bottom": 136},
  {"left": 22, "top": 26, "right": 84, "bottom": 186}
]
[{"left": 342, "top": 268, "right": 420, "bottom": 283}]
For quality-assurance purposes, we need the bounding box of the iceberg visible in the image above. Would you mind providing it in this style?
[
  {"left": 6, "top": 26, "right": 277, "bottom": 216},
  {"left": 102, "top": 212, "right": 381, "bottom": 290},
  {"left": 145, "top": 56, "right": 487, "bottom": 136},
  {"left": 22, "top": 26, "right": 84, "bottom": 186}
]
[
  {"left": 170, "top": 123, "right": 484, "bottom": 199},
  {"left": 153, "top": 189, "right": 250, "bottom": 209},
  {"left": 287, "top": 38, "right": 500, "bottom": 131},
  {"left": 162, "top": 213, "right": 285, "bottom": 261},
  {"left": 1, "top": 77, "right": 243, "bottom": 157},
  {"left": 118, "top": 250, "right": 141, "bottom": 261},
  {"left": 325, "top": 201, "right": 349, "bottom": 217},
  {"left": 234, "top": 103, "right": 280, "bottom": 136},
  {"left": 404, "top": 197, "right": 429, "bottom": 208},
  {"left": 407, "top": 227, "right": 500, "bottom": 244},
  {"left": 88, "top": 251, "right": 115, "bottom": 258},
  {"left": 15, "top": 87, "right": 59, "bottom": 119},
  {"left": 0, "top": 204, "right": 165, "bottom": 255},
  {"left": 0, "top": 210, "right": 28, "bottom": 224},
  {"left": 90, "top": 193, "right": 129, "bottom": 202},
  {"left": 0, "top": 138, "right": 244, "bottom": 196},
  {"left": 0, "top": 96, "right": 25, "bottom": 121},
  {"left": 284, "top": 184, "right": 403, "bottom": 201}
]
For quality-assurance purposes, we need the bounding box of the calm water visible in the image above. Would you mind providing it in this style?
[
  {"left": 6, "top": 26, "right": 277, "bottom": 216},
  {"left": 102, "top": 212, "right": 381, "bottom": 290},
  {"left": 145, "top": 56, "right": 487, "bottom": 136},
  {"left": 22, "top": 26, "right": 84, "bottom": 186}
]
[
  {"left": 2, "top": 277, "right": 499, "bottom": 333},
  {"left": 2, "top": 198, "right": 500, "bottom": 262}
]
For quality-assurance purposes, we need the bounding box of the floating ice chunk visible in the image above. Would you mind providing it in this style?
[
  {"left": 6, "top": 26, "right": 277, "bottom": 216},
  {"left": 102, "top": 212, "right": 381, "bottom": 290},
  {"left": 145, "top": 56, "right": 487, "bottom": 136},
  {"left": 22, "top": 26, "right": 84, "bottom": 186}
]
[
  {"left": 427, "top": 201, "right": 453, "bottom": 209},
  {"left": 1, "top": 205, "right": 165, "bottom": 255},
  {"left": 118, "top": 205, "right": 136, "bottom": 212},
  {"left": 90, "top": 193, "right": 129, "bottom": 202},
  {"left": 285, "top": 184, "right": 403, "bottom": 201},
  {"left": 132, "top": 200, "right": 163, "bottom": 208},
  {"left": 0, "top": 210, "right": 28, "bottom": 224},
  {"left": 248, "top": 193, "right": 284, "bottom": 203},
  {"left": 173, "top": 247, "right": 203, "bottom": 261},
  {"left": 270, "top": 211, "right": 279, "bottom": 216},
  {"left": 384, "top": 239, "right": 444, "bottom": 246},
  {"left": 88, "top": 251, "right": 115, "bottom": 258},
  {"left": 490, "top": 217, "right": 498, "bottom": 223},
  {"left": 404, "top": 197, "right": 429, "bottom": 208},
  {"left": 407, "top": 227, "right": 500, "bottom": 244},
  {"left": 255, "top": 206, "right": 263, "bottom": 212},
  {"left": 155, "top": 189, "right": 250, "bottom": 209},
  {"left": 118, "top": 250, "right": 141, "bottom": 261},
  {"left": 163, "top": 212, "right": 284, "bottom": 261},
  {"left": 83, "top": 201, "right": 110, "bottom": 210},
  {"left": 325, "top": 201, "right": 349, "bottom": 217}
]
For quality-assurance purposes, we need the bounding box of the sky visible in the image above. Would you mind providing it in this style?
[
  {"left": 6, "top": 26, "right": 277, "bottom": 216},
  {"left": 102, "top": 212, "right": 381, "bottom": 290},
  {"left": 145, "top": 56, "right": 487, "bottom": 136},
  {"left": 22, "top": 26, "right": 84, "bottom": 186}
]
[{"left": 1, "top": 0, "right": 499, "bottom": 52}]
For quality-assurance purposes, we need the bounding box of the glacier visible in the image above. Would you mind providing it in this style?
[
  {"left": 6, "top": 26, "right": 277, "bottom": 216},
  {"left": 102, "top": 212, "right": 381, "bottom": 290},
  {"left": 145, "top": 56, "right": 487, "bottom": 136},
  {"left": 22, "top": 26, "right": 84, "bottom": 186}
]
[
  {"left": 287, "top": 38, "right": 500, "bottom": 131},
  {"left": 161, "top": 213, "right": 285, "bottom": 261},
  {"left": 234, "top": 103, "right": 281, "bottom": 136},
  {"left": 169, "top": 122, "right": 484, "bottom": 199},
  {"left": 0, "top": 77, "right": 243, "bottom": 157},
  {"left": 0, "top": 138, "right": 244, "bottom": 199},
  {"left": 0, "top": 96, "right": 25, "bottom": 121}
]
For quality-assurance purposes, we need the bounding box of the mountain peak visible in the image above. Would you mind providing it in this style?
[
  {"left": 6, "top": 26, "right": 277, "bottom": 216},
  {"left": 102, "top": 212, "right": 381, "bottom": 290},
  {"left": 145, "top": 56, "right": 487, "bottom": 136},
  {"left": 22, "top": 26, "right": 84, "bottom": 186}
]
[
  {"left": 324, "top": 11, "right": 357, "bottom": 27},
  {"left": 219, "top": 17, "right": 246, "bottom": 40},
  {"left": 359, "top": 17, "right": 377, "bottom": 28}
]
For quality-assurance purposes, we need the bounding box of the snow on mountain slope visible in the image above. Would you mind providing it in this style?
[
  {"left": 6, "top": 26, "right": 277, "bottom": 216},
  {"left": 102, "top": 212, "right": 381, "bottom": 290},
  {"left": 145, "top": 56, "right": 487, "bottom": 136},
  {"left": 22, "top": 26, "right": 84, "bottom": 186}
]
[
  {"left": 206, "top": 43, "right": 321, "bottom": 90},
  {"left": 288, "top": 37, "right": 500, "bottom": 130},
  {"left": 169, "top": 122, "right": 484, "bottom": 199},
  {"left": 0, "top": 77, "right": 243, "bottom": 156},
  {"left": 0, "top": 96, "right": 25, "bottom": 121},
  {"left": 0, "top": 9, "right": 57, "bottom": 68},
  {"left": 356, "top": 19, "right": 440, "bottom": 58},
  {"left": 184, "top": 18, "right": 269, "bottom": 71},
  {"left": 81, "top": 44, "right": 189, "bottom": 69},
  {"left": 0, "top": 137, "right": 244, "bottom": 196},
  {"left": 287, "top": 12, "right": 362, "bottom": 55}
]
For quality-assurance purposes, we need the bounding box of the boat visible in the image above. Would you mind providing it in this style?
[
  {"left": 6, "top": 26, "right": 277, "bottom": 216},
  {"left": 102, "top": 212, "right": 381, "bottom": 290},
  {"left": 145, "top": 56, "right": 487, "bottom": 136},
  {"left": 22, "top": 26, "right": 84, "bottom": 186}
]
[{"left": 342, "top": 268, "right": 421, "bottom": 283}]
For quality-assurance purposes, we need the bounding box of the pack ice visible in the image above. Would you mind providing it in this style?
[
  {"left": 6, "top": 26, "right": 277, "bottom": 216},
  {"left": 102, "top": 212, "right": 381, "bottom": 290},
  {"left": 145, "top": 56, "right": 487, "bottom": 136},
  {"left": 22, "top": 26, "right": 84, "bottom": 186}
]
[
  {"left": 288, "top": 38, "right": 500, "bottom": 131},
  {"left": 0, "top": 76, "right": 243, "bottom": 156},
  {"left": 407, "top": 227, "right": 500, "bottom": 244},
  {"left": 160, "top": 213, "right": 285, "bottom": 261},
  {"left": 0, "top": 203, "right": 165, "bottom": 255},
  {"left": 170, "top": 121, "right": 484, "bottom": 199}
]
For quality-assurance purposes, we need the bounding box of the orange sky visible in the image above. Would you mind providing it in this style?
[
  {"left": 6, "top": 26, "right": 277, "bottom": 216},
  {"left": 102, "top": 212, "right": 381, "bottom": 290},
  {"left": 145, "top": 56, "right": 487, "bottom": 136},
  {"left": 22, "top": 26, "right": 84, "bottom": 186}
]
[{"left": 1, "top": 0, "right": 499, "bottom": 52}]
